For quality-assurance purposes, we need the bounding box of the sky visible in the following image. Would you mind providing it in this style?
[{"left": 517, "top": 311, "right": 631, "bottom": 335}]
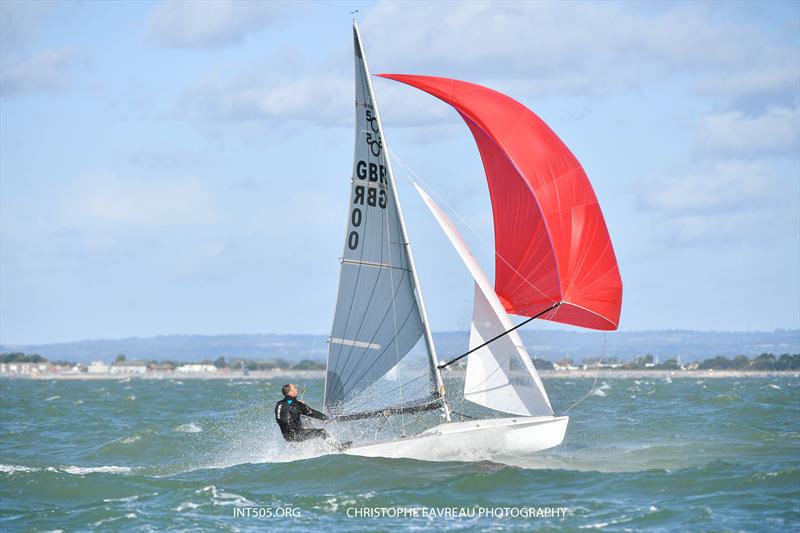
[{"left": 0, "top": 0, "right": 798, "bottom": 345}]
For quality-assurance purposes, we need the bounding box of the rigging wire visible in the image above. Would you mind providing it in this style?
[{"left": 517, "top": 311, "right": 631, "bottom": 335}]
[
  {"left": 562, "top": 332, "right": 607, "bottom": 415},
  {"left": 438, "top": 301, "right": 561, "bottom": 369},
  {"left": 387, "top": 150, "right": 614, "bottom": 417},
  {"left": 337, "top": 371, "right": 430, "bottom": 416},
  {"left": 388, "top": 147, "right": 558, "bottom": 306}
]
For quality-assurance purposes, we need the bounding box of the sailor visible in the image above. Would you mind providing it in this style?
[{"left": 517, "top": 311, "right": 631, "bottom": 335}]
[{"left": 274, "top": 384, "right": 349, "bottom": 449}]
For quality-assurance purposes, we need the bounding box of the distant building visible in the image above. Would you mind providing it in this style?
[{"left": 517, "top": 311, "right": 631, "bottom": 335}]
[
  {"left": 554, "top": 360, "right": 580, "bottom": 371},
  {"left": 110, "top": 360, "right": 148, "bottom": 374},
  {"left": 176, "top": 364, "right": 217, "bottom": 373},
  {"left": 87, "top": 361, "right": 110, "bottom": 374},
  {"left": 5, "top": 362, "right": 43, "bottom": 374},
  {"left": 150, "top": 363, "right": 175, "bottom": 372}
]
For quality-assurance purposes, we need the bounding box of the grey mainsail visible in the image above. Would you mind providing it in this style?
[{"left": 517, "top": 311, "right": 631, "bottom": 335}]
[{"left": 324, "top": 24, "right": 443, "bottom": 414}]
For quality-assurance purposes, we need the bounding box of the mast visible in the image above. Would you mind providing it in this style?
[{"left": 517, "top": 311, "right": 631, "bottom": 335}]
[{"left": 352, "top": 21, "right": 451, "bottom": 421}]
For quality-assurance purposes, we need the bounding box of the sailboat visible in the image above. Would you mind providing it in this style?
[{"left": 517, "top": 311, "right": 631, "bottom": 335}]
[{"left": 323, "top": 22, "right": 622, "bottom": 461}]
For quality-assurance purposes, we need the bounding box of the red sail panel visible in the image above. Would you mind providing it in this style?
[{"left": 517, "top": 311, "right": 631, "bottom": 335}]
[{"left": 378, "top": 74, "right": 622, "bottom": 330}]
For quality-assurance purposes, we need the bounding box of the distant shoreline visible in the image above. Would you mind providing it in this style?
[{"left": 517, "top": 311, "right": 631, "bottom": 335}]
[{"left": 2, "top": 369, "right": 798, "bottom": 380}]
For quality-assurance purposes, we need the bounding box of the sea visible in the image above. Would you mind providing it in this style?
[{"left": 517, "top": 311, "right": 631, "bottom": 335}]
[{"left": 1, "top": 375, "right": 798, "bottom": 532}]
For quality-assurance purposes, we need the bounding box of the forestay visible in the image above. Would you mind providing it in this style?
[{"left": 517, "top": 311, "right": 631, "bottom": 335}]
[
  {"left": 324, "top": 26, "right": 434, "bottom": 413},
  {"left": 413, "top": 184, "right": 554, "bottom": 417}
]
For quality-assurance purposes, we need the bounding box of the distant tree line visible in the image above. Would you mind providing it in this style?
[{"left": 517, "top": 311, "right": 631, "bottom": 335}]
[
  {"left": 204, "top": 357, "right": 325, "bottom": 371},
  {"left": 3, "top": 352, "right": 797, "bottom": 371},
  {"left": 1, "top": 352, "right": 47, "bottom": 363},
  {"left": 0, "top": 352, "right": 326, "bottom": 370},
  {"left": 697, "top": 353, "right": 799, "bottom": 370},
  {"left": 552, "top": 353, "right": 800, "bottom": 371}
]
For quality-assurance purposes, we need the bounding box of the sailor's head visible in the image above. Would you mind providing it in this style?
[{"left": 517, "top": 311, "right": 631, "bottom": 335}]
[{"left": 282, "top": 384, "right": 298, "bottom": 398}]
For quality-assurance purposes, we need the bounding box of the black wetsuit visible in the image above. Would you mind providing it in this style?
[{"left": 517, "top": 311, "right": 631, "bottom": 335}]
[{"left": 274, "top": 395, "right": 330, "bottom": 442}]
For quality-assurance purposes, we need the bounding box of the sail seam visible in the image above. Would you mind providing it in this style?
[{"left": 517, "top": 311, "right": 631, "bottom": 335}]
[{"left": 341, "top": 258, "right": 411, "bottom": 271}]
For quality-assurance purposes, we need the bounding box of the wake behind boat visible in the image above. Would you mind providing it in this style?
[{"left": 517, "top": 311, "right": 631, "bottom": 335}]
[{"left": 321, "top": 22, "right": 622, "bottom": 461}]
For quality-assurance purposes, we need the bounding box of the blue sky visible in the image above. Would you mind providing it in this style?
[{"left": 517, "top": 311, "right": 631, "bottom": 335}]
[{"left": 1, "top": 0, "right": 798, "bottom": 344}]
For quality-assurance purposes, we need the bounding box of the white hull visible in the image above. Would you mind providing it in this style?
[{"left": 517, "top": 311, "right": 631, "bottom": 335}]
[{"left": 343, "top": 415, "right": 568, "bottom": 462}]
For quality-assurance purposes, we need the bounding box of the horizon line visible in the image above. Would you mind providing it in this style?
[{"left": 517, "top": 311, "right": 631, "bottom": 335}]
[{"left": 1, "top": 327, "right": 798, "bottom": 347}]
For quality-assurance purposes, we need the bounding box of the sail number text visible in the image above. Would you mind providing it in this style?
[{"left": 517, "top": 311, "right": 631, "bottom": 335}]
[
  {"left": 348, "top": 160, "right": 388, "bottom": 250},
  {"left": 365, "top": 109, "right": 382, "bottom": 156}
]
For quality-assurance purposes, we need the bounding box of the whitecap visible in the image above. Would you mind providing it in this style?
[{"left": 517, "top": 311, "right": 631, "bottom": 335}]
[
  {"left": 175, "top": 501, "right": 200, "bottom": 512},
  {"left": 128, "top": 395, "right": 136, "bottom": 401},
  {"left": 44, "top": 395, "right": 60, "bottom": 402},
  {"left": 765, "top": 384, "right": 782, "bottom": 390},
  {"left": 204, "top": 485, "right": 256, "bottom": 506},
  {"left": 103, "top": 495, "right": 139, "bottom": 503},
  {"left": 0, "top": 464, "right": 38, "bottom": 474},
  {"left": 579, "top": 522, "right": 610, "bottom": 529},
  {"left": 174, "top": 423, "right": 203, "bottom": 433},
  {"left": 119, "top": 435, "right": 141, "bottom": 444},
  {"left": 599, "top": 382, "right": 611, "bottom": 391},
  {"left": 62, "top": 465, "right": 132, "bottom": 475},
  {"left": 590, "top": 389, "right": 606, "bottom": 397}
]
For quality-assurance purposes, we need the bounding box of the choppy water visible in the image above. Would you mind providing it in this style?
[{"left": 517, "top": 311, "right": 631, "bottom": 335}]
[{"left": 1, "top": 376, "right": 798, "bottom": 531}]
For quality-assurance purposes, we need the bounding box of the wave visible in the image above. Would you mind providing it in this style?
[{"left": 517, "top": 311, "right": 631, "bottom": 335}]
[
  {"left": 0, "top": 464, "right": 132, "bottom": 475},
  {"left": 62, "top": 465, "right": 132, "bottom": 475},
  {"left": 0, "top": 464, "right": 37, "bottom": 474},
  {"left": 174, "top": 423, "right": 203, "bottom": 433}
]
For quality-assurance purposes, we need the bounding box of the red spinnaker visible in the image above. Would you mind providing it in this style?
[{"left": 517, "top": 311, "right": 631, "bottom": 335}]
[{"left": 378, "top": 74, "right": 622, "bottom": 330}]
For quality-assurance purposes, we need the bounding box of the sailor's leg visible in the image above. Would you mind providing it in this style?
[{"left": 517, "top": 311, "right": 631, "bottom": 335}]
[
  {"left": 293, "top": 429, "right": 351, "bottom": 450},
  {"left": 292, "top": 428, "right": 329, "bottom": 442}
]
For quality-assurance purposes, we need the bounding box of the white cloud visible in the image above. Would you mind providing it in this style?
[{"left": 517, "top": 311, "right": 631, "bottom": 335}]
[
  {"left": 182, "top": 73, "right": 352, "bottom": 125},
  {"left": 654, "top": 210, "right": 793, "bottom": 248},
  {"left": 695, "top": 47, "right": 800, "bottom": 100},
  {"left": 0, "top": 1, "right": 83, "bottom": 97},
  {"left": 358, "top": 1, "right": 767, "bottom": 96},
  {"left": 698, "top": 106, "right": 800, "bottom": 157},
  {"left": 0, "top": 0, "right": 50, "bottom": 51},
  {"left": 61, "top": 173, "right": 220, "bottom": 230},
  {"left": 148, "top": 0, "right": 289, "bottom": 49},
  {"left": 179, "top": 66, "right": 456, "bottom": 129},
  {"left": 180, "top": 1, "right": 798, "bottom": 130},
  {"left": 639, "top": 161, "right": 782, "bottom": 214},
  {"left": 0, "top": 48, "right": 80, "bottom": 97},
  {"left": 637, "top": 161, "right": 798, "bottom": 246}
]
